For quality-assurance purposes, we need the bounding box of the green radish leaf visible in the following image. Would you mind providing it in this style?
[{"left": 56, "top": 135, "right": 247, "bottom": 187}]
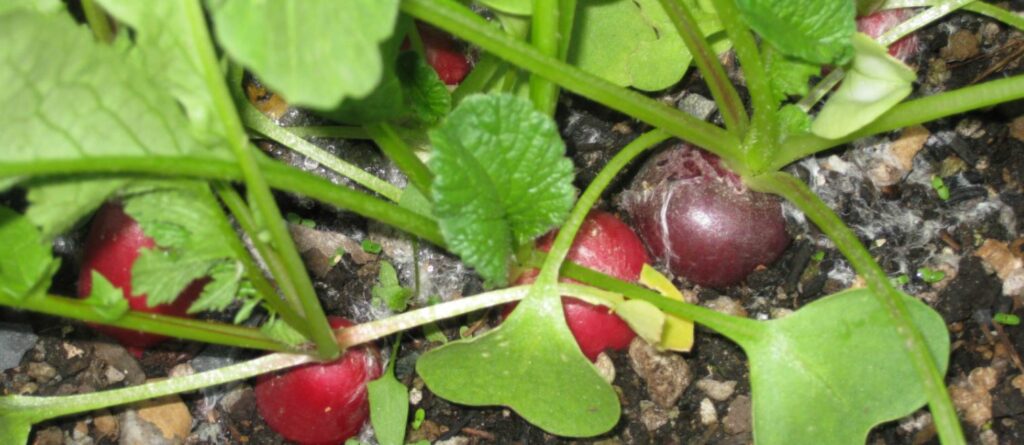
[
  {"left": 0, "top": 206, "right": 57, "bottom": 302},
  {"left": 260, "top": 316, "right": 306, "bottom": 346},
  {"left": 739, "top": 288, "right": 949, "bottom": 445},
  {"left": 97, "top": 0, "right": 230, "bottom": 143},
  {"left": 417, "top": 284, "right": 619, "bottom": 437},
  {"left": 186, "top": 262, "right": 242, "bottom": 314},
  {"left": 25, "top": 181, "right": 124, "bottom": 240},
  {"left": 0, "top": 0, "right": 62, "bottom": 15},
  {"left": 209, "top": 0, "right": 400, "bottom": 110},
  {"left": 372, "top": 261, "right": 415, "bottom": 312},
  {"left": 0, "top": 416, "right": 31, "bottom": 445},
  {"left": 613, "top": 299, "right": 664, "bottom": 346},
  {"left": 778, "top": 104, "right": 812, "bottom": 137},
  {"left": 477, "top": 0, "right": 532, "bottom": 15},
  {"left": 569, "top": 0, "right": 724, "bottom": 91},
  {"left": 811, "top": 33, "right": 916, "bottom": 139},
  {"left": 0, "top": 10, "right": 227, "bottom": 237},
  {"left": 123, "top": 182, "right": 244, "bottom": 310},
  {"left": 328, "top": 51, "right": 451, "bottom": 127},
  {"left": 735, "top": 0, "right": 855, "bottom": 65},
  {"left": 429, "top": 94, "right": 575, "bottom": 286},
  {"left": 763, "top": 44, "right": 821, "bottom": 102},
  {"left": 367, "top": 370, "right": 410, "bottom": 445},
  {"left": 83, "top": 271, "right": 130, "bottom": 321},
  {"left": 397, "top": 52, "right": 453, "bottom": 127}
]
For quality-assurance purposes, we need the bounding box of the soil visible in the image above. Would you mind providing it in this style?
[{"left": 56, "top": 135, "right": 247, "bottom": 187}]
[{"left": 5, "top": 4, "right": 1024, "bottom": 445}]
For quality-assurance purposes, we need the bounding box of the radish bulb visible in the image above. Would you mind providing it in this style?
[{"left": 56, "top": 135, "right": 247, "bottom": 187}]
[{"left": 619, "top": 145, "right": 789, "bottom": 288}]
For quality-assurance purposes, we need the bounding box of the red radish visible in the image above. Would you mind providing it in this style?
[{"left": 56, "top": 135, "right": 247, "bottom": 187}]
[
  {"left": 505, "top": 211, "right": 649, "bottom": 361},
  {"left": 857, "top": 8, "right": 920, "bottom": 63},
  {"left": 77, "top": 202, "right": 203, "bottom": 349},
  {"left": 619, "top": 145, "right": 789, "bottom": 288},
  {"left": 416, "top": 22, "right": 471, "bottom": 85},
  {"left": 255, "top": 317, "right": 382, "bottom": 445}
]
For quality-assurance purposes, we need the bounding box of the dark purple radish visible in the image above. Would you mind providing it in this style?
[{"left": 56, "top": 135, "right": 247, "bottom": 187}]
[{"left": 619, "top": 145, "right": 789, "bottom": 288}]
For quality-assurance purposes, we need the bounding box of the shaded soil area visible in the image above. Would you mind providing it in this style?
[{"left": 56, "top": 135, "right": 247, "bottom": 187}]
[{"left": 4, "top": 4, "right": 1024, "bottom": 445}]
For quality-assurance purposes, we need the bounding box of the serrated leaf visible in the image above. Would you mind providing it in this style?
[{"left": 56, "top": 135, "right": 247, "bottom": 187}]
[
  {"left": 83, "top": 271, "right": 130, "bottom": 321},
  {"left": 261, "top": 316, "right": 306, "bottom": 346},
  {"left": 0, "top": 206, "right": 56, "bottom": 302},
  {"left": 778, "top": 104, "right": 812, "bottom": 137},
  {"left": 368, "top": 371, "right": 409, "bottom": 445},
  {"left": 569, "top": 0, "right": 723, "bottom": 91},
  {"left": 417, "top": 284, "right": 619, "bottom": 437},
  {"left": 429, "top": 94, "right": 575, "bottom": 286},
  {"left": 638, "top": 264, "right": 694, "bottom": 352},
  {"left": 396, "top": 52, "right": 452, "bottom": 127},
  {"left": 477, "top": 0, "right": 532, "bottom": 15},
  {"left": 763, "top": 44, "right": 822, "bottom": 102},
  {"left": 736, "top": 0, "right": 855, "bottom": 65},
  {"left": 0, "top": 10, "right": 226, "bottom": 236},
  {"left": 209, "top": 0, "right": 400, "bottom": 109},
  {"left": 132, "top": 251, "right": 212, "bottom": 307},
  {"left": 325, "top": 51, "right": 451, "bottom": 127},
  {"left": 123, "top": 183, "right": 243, "bottom": 309},
  {"left": 734, "top": 288, "right": 949, "bottom": 445},
  {"left": 187, "top": 262, "right": 242, "bottom": 314},
  {"left": 811, "top": 33, "right": 916, "bottom": 139}
]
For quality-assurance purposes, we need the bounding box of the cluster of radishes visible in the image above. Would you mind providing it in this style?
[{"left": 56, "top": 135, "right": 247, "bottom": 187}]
[{"left": 93, "top": 10, "right": 979, "bottom": 440}]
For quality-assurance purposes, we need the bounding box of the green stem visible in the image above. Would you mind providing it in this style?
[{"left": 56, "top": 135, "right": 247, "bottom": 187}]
[
  {"left": 278, "top": 126, "right": 370, "bottom": 140},
  {"left": 6, "top": 352, "right": 311, "bottom": 425},
  {"left": 538, "top": 130, "right": 670, "bottom": 283},
  {"left": 659, "top": 0, "right": 749, "bottom": 135},
  {"left": 529, "top": 0, "right": 561, "bottom": 115},
  {"left": 5, "top": 294, "right": 290, "bottom": 352},
  {"left": 185, "top": 0, "right": 338, "bottom": 360},
  {"left": 233, "top": 81, "right": 403, "bottom": 203},
  {"left": 710, "top": 0, "right": 776, "bottom": 170},
  {"left": 772, "top": 73, "right": 1024, "bottom": 170},
  {"left": 405, "top": 18, "right": 427, "bottom": 57},
  {"left": 451, "top": 53, "right": 506, "bottom": 104},
  {"left": 212, "top": 183, "right": 311, "bottom": 336},
  {"left": 747, "top": 171, "right": 965, "bottom": 445},
  {"left": 401, "top": 0, "right": 743, "bottom": 165},
  {"left": 365, "top": 122, "right": 434, "bottom": 195},
  {"left": 877, "top": 0, "right": 975, "bottom": 47},
  {"left": 81, "top": 0, "right": 114, "bottom": 43},
  {"left": 0, "top": 156, "right": 446, "bottom": 246},
  {"left": 797, "top": 68, "right": 845, "bottom": 112},
  {"left": 557, "top": 0, "right": 578, "bottom": 60},
  {"left": 965, "top": 1, "right": 1024, "bottom": 31}
]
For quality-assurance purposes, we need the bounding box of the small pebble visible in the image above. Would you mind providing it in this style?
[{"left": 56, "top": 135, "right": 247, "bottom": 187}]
[
  {"left": 941, "top": 29, "right": 980, "bottom": 62},
  {"left": 0, "top": 322, "right": 38, "bottom": 371},
  {"left": 593, "top": 352, "right": 616, "bottom": 384},
  {"left": 26, "top": 362, "right": 58, "bottom": 383},
  {"left": 628, "top": 338, "right": 691, "bottom": 408},
  {"left": 703, "top": 296, "right": 748, "bottom": 318},
  {"left": 93, "top": 410, "right": 119, "bottom": 440},
  {"left": 949, "top": 367, "right": 998, "bottom": 428},
  {"left": 696, "top": 378, "right": 737, "bottom": 401},
  {"left": 722, "top": 395, "right": 752, "bottom": 435},
  {"left": 638, "top": 400, "right": 678, "bottom": 432},
  {"left": 119, "top": 394, "right": 192, "bottom": 445},
  {"left": 699, "top": 398, "right": 718, "bottom": 426}
]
